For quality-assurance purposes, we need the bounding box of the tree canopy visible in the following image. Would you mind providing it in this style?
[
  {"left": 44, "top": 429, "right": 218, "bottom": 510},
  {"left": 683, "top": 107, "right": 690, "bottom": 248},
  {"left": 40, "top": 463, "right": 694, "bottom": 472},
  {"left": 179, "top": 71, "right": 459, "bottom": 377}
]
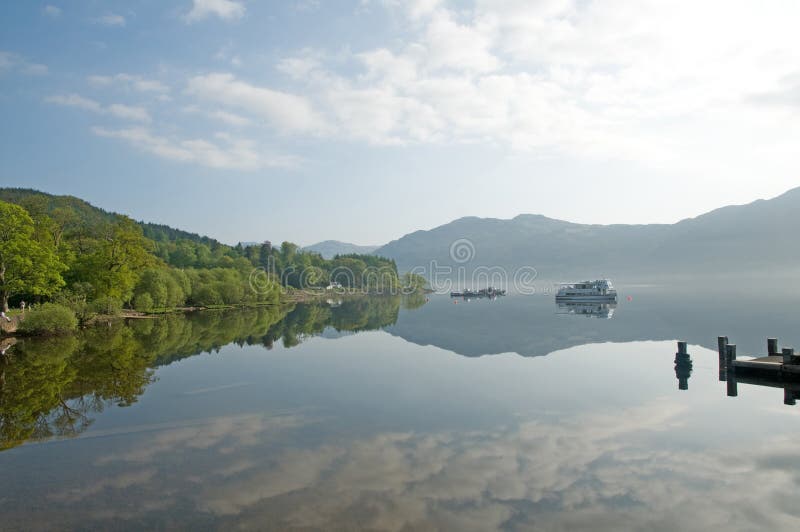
[{"left": 0, "top": 201, "right": 66, "bottom": 311}]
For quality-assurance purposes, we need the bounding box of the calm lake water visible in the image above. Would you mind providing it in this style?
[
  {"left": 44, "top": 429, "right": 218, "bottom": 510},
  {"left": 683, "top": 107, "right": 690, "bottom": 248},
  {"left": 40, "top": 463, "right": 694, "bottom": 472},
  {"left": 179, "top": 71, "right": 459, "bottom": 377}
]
[{"left": 2, "top": 284, "right": 800, "bottom": 530}]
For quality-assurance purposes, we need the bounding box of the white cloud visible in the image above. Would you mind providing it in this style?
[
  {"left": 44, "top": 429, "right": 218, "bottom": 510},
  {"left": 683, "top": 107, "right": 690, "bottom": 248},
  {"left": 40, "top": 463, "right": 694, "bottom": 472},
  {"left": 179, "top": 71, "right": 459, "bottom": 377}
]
[
  {"left": 38, "top": 398, "right": 800, "bottom": 531},
  {"left": 93, "top": 13, "right": 126, "bottom": 27},
  {"left": 46, "top": 93, "right": 103, "bottom": 112},
  {"left": 276, "top": 49, "right": 325, "bottom": 81},
  {"left": 43, "top": 5, "right": 62, "bottom": 17},
  {"left": 23, "top": 63, "right": 49, "bottom": 75},
  {"left": 186, "top": 73, "right": 323, "bottom": 133},
  {"left": 185, "top": 0, "right": 245, "bottom": 23},
  {"left": 88, "top": 73, "right": 170, "bottom": 94},
  {"left": 213, "top": 42, "right": 242, "bottom": 68},
  {"left": 92, "top": 126, "right": 297, "bottom": 170},
  {"left": 210, "top": 110, "right": 251, "bottom": 127},
  {"left": 107, "top": 104, "right": 151, "bottom": 123},
  {"left": 33, "top": 0, "right": 800, "bottom": 193},
  {"left": 420, "top": 9, "right": 499, "bottom": 74},
  {"left": 46, "top": 93, "right": 151, "bottom": 123},
  {"left": 262, "top": 0, "right": 800, "bottom": 182},
  {"left": 292, "top": 0, "right": 321, "bottom": 12},
  {"left": 182, "top": 105, "right": 252, "bottom": 127},
  {"left": 0, "top": 52, "right": 13, "bottom": 71},
  {"left": 0, "top": 51, "right": 48, "bottom": 76}
]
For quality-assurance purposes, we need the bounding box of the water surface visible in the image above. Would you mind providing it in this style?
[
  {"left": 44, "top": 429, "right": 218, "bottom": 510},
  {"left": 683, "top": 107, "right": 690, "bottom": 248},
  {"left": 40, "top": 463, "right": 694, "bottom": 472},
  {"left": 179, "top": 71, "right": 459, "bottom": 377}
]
[{"left": 1, "top": 287, "right": 799, "bottom": 530}]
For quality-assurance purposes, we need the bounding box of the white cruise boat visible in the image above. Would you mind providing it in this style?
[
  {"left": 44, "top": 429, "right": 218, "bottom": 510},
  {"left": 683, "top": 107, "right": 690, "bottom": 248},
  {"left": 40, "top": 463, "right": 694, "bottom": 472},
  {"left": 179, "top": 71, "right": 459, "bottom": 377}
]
[{"left": 555, "top": 279, "right": 617, "bottom": 301}]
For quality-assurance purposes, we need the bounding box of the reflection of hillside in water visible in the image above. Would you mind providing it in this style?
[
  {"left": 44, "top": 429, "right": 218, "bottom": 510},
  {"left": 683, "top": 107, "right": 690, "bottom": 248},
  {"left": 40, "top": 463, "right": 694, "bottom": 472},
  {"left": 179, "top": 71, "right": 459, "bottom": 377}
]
[
  {"left": 0, "top": 297, "right": 404, "bottom": 451},
  {"left": 387, "top": 284, "right": 800, "bottom": 358}
]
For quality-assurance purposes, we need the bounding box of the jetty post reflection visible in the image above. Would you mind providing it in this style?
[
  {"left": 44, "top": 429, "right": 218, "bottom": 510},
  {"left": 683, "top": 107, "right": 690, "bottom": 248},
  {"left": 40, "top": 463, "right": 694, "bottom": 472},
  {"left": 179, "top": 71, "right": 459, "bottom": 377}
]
[
  {"left": 674, "top": 341, "right": 692, "bottom": 390},
  {"left": 726, "top": 344, "right": 738, "bottom": 397}
]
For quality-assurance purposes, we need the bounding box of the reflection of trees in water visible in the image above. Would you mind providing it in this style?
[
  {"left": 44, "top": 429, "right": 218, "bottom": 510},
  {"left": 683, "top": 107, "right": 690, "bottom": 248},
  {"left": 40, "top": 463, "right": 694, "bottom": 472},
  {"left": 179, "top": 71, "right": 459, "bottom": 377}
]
[
  {"left": 0, "top": 296, "right": 413, "bottom": 450},
  {"left": 262, "top": 297, "right": 400, "bottom": 348},
  {"left": 1, "top": 336, "right": 83, "bottom": 450},
  {"left": 329, "top": 297, "right": 400, "bottom": 333},
  {"left": 401, "top": 293, "right": 428, "bottom": 311}
]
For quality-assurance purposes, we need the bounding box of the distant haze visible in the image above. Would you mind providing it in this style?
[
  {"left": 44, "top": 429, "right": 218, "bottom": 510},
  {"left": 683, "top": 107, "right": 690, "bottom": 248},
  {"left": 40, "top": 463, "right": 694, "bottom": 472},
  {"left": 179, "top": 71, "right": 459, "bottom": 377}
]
[{"left": 303, "top": 241, "right": 379, "bottom": 259}]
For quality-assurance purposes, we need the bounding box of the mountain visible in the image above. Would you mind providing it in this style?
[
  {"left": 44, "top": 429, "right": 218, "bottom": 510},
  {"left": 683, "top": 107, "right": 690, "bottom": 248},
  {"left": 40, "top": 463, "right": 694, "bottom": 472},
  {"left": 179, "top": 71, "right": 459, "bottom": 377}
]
[
  {"left": 375, "top": 187, "right": 800, "bottom": 278},
  {"left": 303, "top": 240, "right": 379, "bottom": 259}
]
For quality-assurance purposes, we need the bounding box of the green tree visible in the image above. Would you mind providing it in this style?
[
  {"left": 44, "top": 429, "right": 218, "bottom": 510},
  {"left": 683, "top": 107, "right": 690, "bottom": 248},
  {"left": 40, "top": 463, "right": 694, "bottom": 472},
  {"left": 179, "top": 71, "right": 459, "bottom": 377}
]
[
  {"left": 134, "top": 269, "right": 169, "bottom": 308},
  {"left": 133, "top": 292, "right": 154, "bottom": 312},
  {"left": 259, "top": 242, "right": 272, "bottom": 269},
  {"left": 71, "top": 217, "right": 156, "bottom": 302},
  {"left": 195, "top": 243, "right": 213, "bottom": 268},
  {"left": 280, "top": 241, "right": 298, "bottom": 264},
  {"left": 193, "top": 285, "right": 221, "bottom": 306},
  {"left": 167, "top": 269, "right": 190, "bottom": 306},
  {"left": 0, "top": 201, "right": 66, "bottom": 311},
  {"left": 401, "top": 272, "right": 428, "bottom": 294},
  {"left": 170, "top": 241, "right": 197, "bottom": 268}
]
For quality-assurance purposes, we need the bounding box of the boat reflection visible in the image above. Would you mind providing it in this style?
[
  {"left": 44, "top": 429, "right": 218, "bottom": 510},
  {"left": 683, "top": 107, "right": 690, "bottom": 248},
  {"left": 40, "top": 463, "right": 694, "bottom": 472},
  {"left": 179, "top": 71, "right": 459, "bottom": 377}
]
[{"left": 555, "top": 301, "right": 617, "bottom": 319}]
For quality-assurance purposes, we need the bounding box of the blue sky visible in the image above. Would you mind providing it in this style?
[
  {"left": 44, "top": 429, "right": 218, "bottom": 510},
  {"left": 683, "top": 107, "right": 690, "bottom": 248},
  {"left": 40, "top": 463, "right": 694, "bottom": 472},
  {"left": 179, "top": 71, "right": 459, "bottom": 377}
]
[{"left": 2, "top": 0, "right": 800, "bottom": 246}]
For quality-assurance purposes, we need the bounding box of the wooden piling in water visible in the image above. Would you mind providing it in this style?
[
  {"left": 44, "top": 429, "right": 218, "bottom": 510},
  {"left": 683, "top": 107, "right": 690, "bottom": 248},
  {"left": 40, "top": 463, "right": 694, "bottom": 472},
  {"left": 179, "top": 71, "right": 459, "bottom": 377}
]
[
  {"left": 726, "top": 344, "right": 738, "bottom": 396},
  {"left": 783, "top": 347, "right": 795, "bottom": 365},
  {"left": 726, "top": 344, "right": 737, "bottom": 367},
  {"left": 785, "top": 388, "right": 796, "bottom": 406},
  {"left": 717, "top": 336, "right": 728, "bottom": 381},
  {"left": 674, "top": 341, "right": 692, "bottom": 390},
  {"left": 727, "top": 373, "right": 738, "bottom": 397},
  {"left": 768, "top": 338, "right": 778, "bottom": 356}
]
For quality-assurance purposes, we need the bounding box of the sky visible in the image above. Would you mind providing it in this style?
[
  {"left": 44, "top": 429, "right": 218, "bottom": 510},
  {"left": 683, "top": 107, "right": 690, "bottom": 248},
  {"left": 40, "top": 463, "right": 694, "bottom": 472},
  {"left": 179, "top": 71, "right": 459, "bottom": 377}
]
[{"left": 2, "top": 0, "right": 800, "bottom": 246}]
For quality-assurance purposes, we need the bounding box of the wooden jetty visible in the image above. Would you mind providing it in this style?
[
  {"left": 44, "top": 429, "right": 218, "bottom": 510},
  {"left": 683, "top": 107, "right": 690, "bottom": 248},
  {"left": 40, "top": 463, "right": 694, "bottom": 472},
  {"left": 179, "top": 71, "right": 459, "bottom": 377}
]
[
  {"left": 709, "top": 336, "right": 800, "bottom": 404},
  {"left": 674, "top": 338, "right": 800, "bottom": 404},
  {"left": 717, "top": 336, "right": 800, "bottom": 379}
]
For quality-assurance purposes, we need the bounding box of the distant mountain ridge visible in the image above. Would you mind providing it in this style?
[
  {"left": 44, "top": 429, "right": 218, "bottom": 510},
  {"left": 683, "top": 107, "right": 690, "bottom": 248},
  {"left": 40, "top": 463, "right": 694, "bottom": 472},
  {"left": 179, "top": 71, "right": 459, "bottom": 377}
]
[
  {"left": 375, "top": 187, "right": 800, "bottom": 277},
  {"left": 303, "top": 240, "right": 379, "bottom": 259}
]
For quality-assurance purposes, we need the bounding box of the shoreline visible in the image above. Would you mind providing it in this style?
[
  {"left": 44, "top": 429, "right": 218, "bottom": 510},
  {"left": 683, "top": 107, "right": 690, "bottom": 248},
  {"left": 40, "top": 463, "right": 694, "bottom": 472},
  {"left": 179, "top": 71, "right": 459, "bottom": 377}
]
[{"left": 1, "top": 288, "right": 420, "bottom": 338}]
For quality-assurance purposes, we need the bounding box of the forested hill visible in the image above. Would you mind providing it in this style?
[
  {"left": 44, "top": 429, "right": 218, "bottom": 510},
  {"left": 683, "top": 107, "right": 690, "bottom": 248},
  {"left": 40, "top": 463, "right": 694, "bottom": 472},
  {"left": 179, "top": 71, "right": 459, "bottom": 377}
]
[
  {"left": 1, "top": 187, "right": 263, "bottom": 270},
  {"left": 0, "top": 188, "right": 416, "bottom": 318},
  {"left": 0, "top": 188, "right": 226, "bottom": 252}
]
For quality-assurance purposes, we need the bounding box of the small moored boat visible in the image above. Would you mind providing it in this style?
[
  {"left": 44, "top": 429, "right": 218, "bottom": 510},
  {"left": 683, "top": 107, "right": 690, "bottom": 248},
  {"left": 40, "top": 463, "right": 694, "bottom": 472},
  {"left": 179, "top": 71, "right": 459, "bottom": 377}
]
[{"left": 450, "top": 287, "right": 507, "bottom": 298}]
